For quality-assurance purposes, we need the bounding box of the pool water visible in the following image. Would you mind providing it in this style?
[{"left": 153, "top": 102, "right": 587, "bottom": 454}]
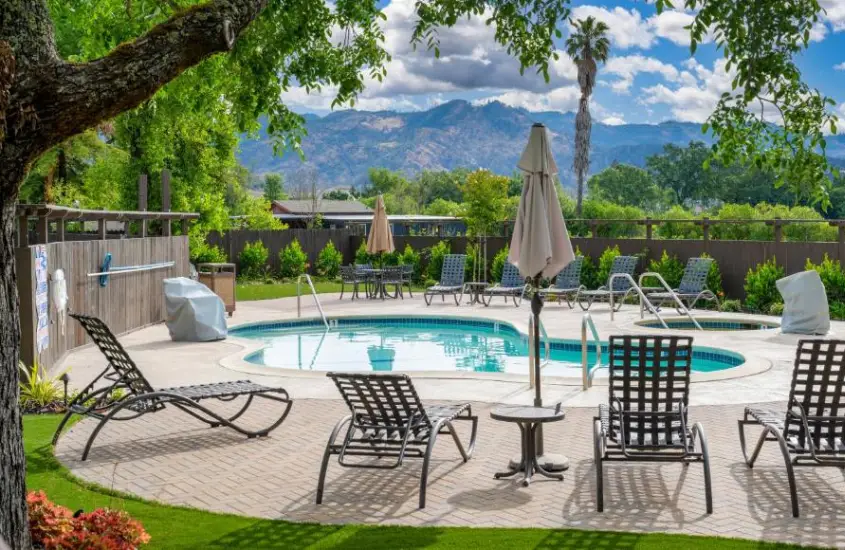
[
  {"left": 233, "top": 317, "right": 744, "bottom": 376},
  {"left": 637, "top": 318, "right": 780, "bottom": 331}
]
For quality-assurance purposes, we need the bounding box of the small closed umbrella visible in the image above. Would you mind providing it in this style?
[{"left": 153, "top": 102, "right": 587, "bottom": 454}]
[
  {"left": 366, "top": 195, "right": 395, "bottom": 298},
  {"left": 509, "top": 123, "right": 575, "bottom": 470}
]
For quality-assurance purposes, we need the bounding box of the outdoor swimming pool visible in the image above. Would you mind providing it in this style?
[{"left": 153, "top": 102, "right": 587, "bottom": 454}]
[
  {"left": 636, "top": 318, "right": 780, "bottom": 331},
  {"left": 232, "top": 316, "right": 745, "bottom": 376}
]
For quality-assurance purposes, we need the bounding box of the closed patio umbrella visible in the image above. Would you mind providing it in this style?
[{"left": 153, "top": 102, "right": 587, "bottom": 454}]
[
  {"left": 509, "top": 123, "right": 575, "bottom": 470},
  {"left": 367, "top": 195, "right": 395, "bottom": 258}
]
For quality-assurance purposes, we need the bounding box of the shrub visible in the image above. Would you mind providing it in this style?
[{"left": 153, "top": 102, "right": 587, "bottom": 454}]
[
  {"left": 699, "top": 252, "right": 724, "bottom": 298},
  {"left": 577, "top": 247, "right": 600, "bottom": 289},
  {"left": 279, "top": 239, "right": 308, "bottom": 278},
  {"left": 596, "top": 245, "right": 622, "bottom": 287},
  {"left": 830, "top": 302, "right": 845, "bottom": 321},
  {"left": 491, "top": 246, "right": 509, "bottom": 282},
  {"left": 189, "top": 232, "right": 228, "bottom": 264},
  {"left": 19, "top": 360, "right": 68, "bottom": 411},
  {"left": 28, "top": 491, "right": 151, "bottom": 550},
  {"left": 582, "top": 200, "right": 645, "bottom": 238},
  {"left": 315, "top": 241, "right": 343, "bottom": 279},
  {"left": 355, "top": 241, "right": 374, "bottom": 265},
  {"left": 769, "top": 302, "right": 784, "bottom": 316},
  {"left": 719, "top": 299, "right": 742, "bottom": 312},
  {"left": 805, "top": 255, "right": 845, "bottom": 304},
  {"left": 657, "top": 205, "right": 702, "bottom": 240},
  {"left": 400, "top": 244, "right": 422, "bottom": 283},
  {"left": 744, "top": 258, "right": 785, "bottom": 313},
  {"left": 644, "top": 251, "right": 684, "bottom": 289},
  {"left": 239, "top": 241, "right": 269, "bottom": 280},
  {"left": 426, "top": 240, "right": 451, "bottom": 281}
]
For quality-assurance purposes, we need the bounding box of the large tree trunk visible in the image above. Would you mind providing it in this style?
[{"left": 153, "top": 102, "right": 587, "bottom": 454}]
[
  {"left": 0, "top": 0, "right": 268, "bottom": 546},
  {"left": 0, "top": 159, "right": 28, "bottom": 550}
]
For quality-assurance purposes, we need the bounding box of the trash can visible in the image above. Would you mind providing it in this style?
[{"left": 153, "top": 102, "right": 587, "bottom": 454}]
[{"left": 197, "top": 263, "right": 236, "bottom": 317}]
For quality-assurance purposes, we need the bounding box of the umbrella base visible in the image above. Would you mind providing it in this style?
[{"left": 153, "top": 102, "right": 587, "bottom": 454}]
[{"left": 509, "top": 453, "right": 570, "bottom": 472}]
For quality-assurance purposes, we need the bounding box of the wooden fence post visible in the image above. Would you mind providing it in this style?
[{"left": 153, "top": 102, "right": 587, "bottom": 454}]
[
  {"left": 138, "top": 174, "right": 148, "bottom": 237},
  {"left": 18, "top": 215, "right": 29, "bottom": 247}
]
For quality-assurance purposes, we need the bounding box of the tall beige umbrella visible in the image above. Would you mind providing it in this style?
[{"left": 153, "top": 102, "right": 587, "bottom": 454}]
[
  {"left": 509, "top": 123, "right": 574, "bottom": 470},
  {"left": 367, "top": 195, "right": 395, "bottom": 257}
]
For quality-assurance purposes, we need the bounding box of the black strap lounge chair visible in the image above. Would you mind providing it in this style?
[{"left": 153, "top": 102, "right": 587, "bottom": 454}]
[
  {"left": 424, "top": 254, "right": 467, "bottom": 306},
  {"left": 481, "top": 261, "right": 527, "bottom": 307},
  {"left": 738, "top": 339, "right": 845, "bottom": 517},
  {"left": 648, "top": 257, "right": 718, "bottom": 313},
  {"left": 594, "top": 335, "right": 712, "bottom": 514},
  {"left": 380, "top": 265, "right": 406, "bottom": 299},
  {"left": 316, "top": 372, "right": 478, "bottom": 508},
  {"left": 577, "top": 255, "right": 639, "bottom": 312},
  {"left": 340, "top": 265, "right": 368, "bottom": 300},
  {"left": 401, "top": 264, "right": 415, "bottom": 298},
  {"left": 53, "top": 313, "right": 292, "bottom": 460},
  {"left": 539, "top": 256, "right": 585, "bottom": 308}
]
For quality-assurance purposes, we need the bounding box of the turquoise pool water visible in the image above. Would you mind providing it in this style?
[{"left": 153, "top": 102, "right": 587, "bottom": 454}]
[{"left": 232, "top": 317, "right": 744, "bottom": 375}]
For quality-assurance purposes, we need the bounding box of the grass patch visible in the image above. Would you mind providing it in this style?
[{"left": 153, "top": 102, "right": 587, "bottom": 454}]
[
  {"left": 236, "top": 281, "right": 344, "bottom": 301},
  {"left": 27, "top": 414, "right": 811, "bottom": 549}
]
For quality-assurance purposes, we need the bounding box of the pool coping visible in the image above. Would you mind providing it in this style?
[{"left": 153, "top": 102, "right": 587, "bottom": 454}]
[{"left": 217, "top": 313, "right": 771, "bottom": 385}]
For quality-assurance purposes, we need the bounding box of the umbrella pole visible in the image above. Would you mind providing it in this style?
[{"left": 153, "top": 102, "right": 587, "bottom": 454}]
[{"left": 531, "top": 274, "right": 543, "bottom": 408}]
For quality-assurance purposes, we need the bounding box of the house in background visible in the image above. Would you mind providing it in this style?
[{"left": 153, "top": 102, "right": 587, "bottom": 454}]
[{"left": 270, "top": 199, "right": 372, "bottom": 228}]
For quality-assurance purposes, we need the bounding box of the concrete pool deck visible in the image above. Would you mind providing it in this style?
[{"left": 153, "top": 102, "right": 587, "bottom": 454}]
[
  {"left": 52, "top": 294, "right": 845, "bottom": 546},
  {"left": 56, "top": 292, "right": 836, "bottom": 407}
]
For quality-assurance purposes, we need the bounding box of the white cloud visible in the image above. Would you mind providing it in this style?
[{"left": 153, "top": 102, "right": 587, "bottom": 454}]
[
  {"left": 569, "top": 6, "right": 656, "bottom": 49},
  {"left": 835, "top": 62, "right": 845, "bottom": 70},
  {"left": 810, "top": 20, "right": 829, "bottom": 41},
  {"left": 649, "top": 10, "right": 697, "bottom": 46},
  {"left": 473, "top": 87, "right": 583, "bottom": 112},
  {"left": 604, "top": 54, "right": 681, "bottom": 93},
  {"left": 602, "top": 115, "right": 626, "bottom": 126},
  {"left": 640, "top": 59, "right": 735, "bottom": 122},
  {"left": 820, "top": 0, "right": 845, "bottom": 31}
]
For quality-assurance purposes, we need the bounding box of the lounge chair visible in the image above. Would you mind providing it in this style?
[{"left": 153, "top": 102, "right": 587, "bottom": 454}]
[
  {"left": 577, "top": 255, "right": 639, "bottom": 312},
  {"left": 340, "top": 265, "right": 367, "bottom": 300},
  {"left": 647, "top": 257, "right": 718, "bottom": 313},
  {"left": 53, "top": 313, "right": 292, "bottom": 460},
  {"left": 424, "top": 254, "right": 467, "bottom": 306},
  {"left": 593, "top": 335, "right": 712, "bottom": 514},
  {"left": 316, "top": 372, "right": 478, "bottom": 508},
  {"left": 380, "top": 265, "right": 405, "bottom": 299},
  {"left": 539, "top": 256, "right": 585, "bottom": 308},
  {"left": 738, "top": 339, "right": 845, "bottom": 517},
  {"left": 481, "top": 261, "right": 527, "bottom": 307},
  {"left": 401, "top": 264, "right": 415, "bottom": 298}
]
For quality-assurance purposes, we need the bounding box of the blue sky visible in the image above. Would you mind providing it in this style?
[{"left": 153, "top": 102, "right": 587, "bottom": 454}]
[{"left": 282, "top": 0, "right": 845, "bottom": 125}]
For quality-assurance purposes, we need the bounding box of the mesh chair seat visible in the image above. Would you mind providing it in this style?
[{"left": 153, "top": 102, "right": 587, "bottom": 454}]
[{"left": 424, "top": 254, "right": 467, "bottom": 306}]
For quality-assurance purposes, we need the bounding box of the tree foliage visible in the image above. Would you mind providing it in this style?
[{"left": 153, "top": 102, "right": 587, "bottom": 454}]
[{"left": 587, "top": 163, "right": 666, "bottom": 211}]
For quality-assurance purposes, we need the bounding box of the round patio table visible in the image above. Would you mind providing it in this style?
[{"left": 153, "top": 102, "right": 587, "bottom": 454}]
[
  {"left": 463, "top": 282, "right": 489, "bottom": 305},
  {"left": 491, "top": 404, "right": 566, "bottom": 486},
  {"left": 358, "top": 268, "right": 386, "bottom": 299}
]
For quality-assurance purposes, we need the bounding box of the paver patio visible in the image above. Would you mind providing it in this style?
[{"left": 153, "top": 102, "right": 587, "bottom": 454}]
[{"left": 56, "top": 398, "right": 845, "bottom": 548}]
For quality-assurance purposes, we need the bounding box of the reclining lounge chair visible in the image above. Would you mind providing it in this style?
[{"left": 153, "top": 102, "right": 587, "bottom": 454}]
[
  {"left": 316, "top": 372, "right": 478, "bottom": 508},
  {"left": 424, "top": 254, "right": 467, "bottom": 306},
  {"left": 594, "top": 335, "right": 712, "bottom": 514},
  {"left": 481, "top": 261, "right": 528, "bottom": 307},
  {"left": 53, "top": 313, "right": 292, "bottom": 460},
  {"left": 647, "top": 257, "right": 718, "bottom": 313},
  {"left": 539, "top": 256, "right": 585, "bottom": 308},
  {"left": 738, "top": 339, "right": 845, "bottom": 517},
  {"left": 578, "top": 255, "right": 639, "bottom": 312}
]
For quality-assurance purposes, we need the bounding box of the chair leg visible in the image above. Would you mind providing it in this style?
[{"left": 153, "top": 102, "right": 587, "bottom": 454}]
[
  {"left": 420, "top": 421, "right": 444, "bottom": 509},
  {"left": 424, "top": 292, "right": 433, "bottom": 306},
  {"left": 594, "top": 419, "right": 604, "bottom": 512},
  {"left": 340, "top": 282, "right": 345, "bottom": 300},
  {"left": 316, "top": 416, "right": 352, "bottom": 505},
  {"left": 738, "top": 418, "right": 799, "bottom": 517},
  {"left": 692, "top": 422, "right": 713, "bottom": 514}
]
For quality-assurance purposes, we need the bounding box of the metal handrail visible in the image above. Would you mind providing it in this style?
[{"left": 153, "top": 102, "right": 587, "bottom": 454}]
[
  {"left": 638, "top": 271, "right": 703, "bottom": 330},
  {"left": 297, "top": 274, "right": 329, "bottom": 329},
  {"left": 528, "top": 315, "right": 551, "bottom": 389},
  {"left": 581, "top": 313, "right": 603, "bottom": 390},
  {"left": 608, "top": 273, "right": 668, "bottom": 329}
]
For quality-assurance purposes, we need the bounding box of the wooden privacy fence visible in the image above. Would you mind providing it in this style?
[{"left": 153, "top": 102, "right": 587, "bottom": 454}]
[{"left": 16, "top": 205, "right": 193, "bottom": 370}]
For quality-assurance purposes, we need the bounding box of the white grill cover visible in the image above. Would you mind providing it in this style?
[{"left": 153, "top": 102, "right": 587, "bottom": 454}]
[
  {"left": 164, "top": 277, "right": 227, "bottom": 341},
  {"left": 776, "top": 270, "right": 830, "bottom": 335}
]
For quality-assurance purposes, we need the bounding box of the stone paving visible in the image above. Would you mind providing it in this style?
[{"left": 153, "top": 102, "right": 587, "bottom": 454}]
[{"left": 56, "top": 397, "right": 845, "bottom": 548}]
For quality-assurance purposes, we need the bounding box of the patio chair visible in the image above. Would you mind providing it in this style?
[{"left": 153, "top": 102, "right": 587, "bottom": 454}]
[
  {"left": 738, "top": 339, "right": 845, "bottom": 517},
  {"left": 424, "top": 254, "right": 467, "bottom": 306},
  {"left": 481, "top": 261, "right": 527, "bottom": 307},
  {"left": 539, "top": 256, "right": 585, "bottom": 308},
  {"left": 316, "top": 372, "right": 478, "bottom": 508},
  {"left": 593, "top": 335, "right": 712, "bottom": 514},
  {"left": 647, "top": 257, "right": 718, "bottom": 313},
  {"left": 380, "top": 265, "right": 406, "bottom": 299},
  {"left": 577, "top": 255, "right": 639, "bottom": 312},
  {"left": 340, "top": 265, "right": 367, "bottom": 300},
  {"left": 53, "top": 313, "right": 292, "bottom": 460}
]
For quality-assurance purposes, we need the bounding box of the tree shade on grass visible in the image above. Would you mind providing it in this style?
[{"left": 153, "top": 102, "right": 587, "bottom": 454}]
[{"left": 28, "top": 415, "right": 818, "bottom": 550}]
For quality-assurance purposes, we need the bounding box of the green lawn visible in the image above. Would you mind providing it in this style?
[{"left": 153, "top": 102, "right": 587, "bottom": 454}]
[
  {"left": 236, "top": 281, "right": 344, "bottom": 301},
  {"left": 26, "top": 414, "right": 812, "bottom": 549}
]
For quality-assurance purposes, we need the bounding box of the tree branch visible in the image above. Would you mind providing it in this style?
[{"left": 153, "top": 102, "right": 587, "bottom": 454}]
[{"left": 6, "top": 0, "right": 268, "bottom": 161}]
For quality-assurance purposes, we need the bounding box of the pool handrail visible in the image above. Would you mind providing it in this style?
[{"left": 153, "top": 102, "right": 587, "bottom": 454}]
[
  {"left": 297, "top": 274, "right": 329, "bottom": 329},
  {"left": 608, "top": 273, "right": 668, "bottom": 329},
  {"left": 637, "top": 271, "right": 703, "bottom": 331},
  {"left": 581, "top": 313, "right": 603, "bottom": 390}
]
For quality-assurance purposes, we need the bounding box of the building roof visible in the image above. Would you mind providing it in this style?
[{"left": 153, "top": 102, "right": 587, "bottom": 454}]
[
  {"left": 273, "top": 213, "right": 460, "bottom": 223},
  {"left": 271, "top": 199, "right": 372, "bottom": 215}
]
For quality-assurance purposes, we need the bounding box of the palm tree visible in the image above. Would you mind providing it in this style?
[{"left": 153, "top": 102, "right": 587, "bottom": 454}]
[{"left": 565, "top": 16, "right": 610, "bottom": 216}]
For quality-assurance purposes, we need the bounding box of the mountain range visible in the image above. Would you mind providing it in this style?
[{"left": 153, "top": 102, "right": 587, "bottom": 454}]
[{"left": 237, "top": 100, "right": 845, "bottom": 191}]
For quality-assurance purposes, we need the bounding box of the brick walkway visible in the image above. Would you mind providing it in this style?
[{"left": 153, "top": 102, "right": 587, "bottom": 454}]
[{"left": 56, "top": 399, "right": 845, "bottom": 547}]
